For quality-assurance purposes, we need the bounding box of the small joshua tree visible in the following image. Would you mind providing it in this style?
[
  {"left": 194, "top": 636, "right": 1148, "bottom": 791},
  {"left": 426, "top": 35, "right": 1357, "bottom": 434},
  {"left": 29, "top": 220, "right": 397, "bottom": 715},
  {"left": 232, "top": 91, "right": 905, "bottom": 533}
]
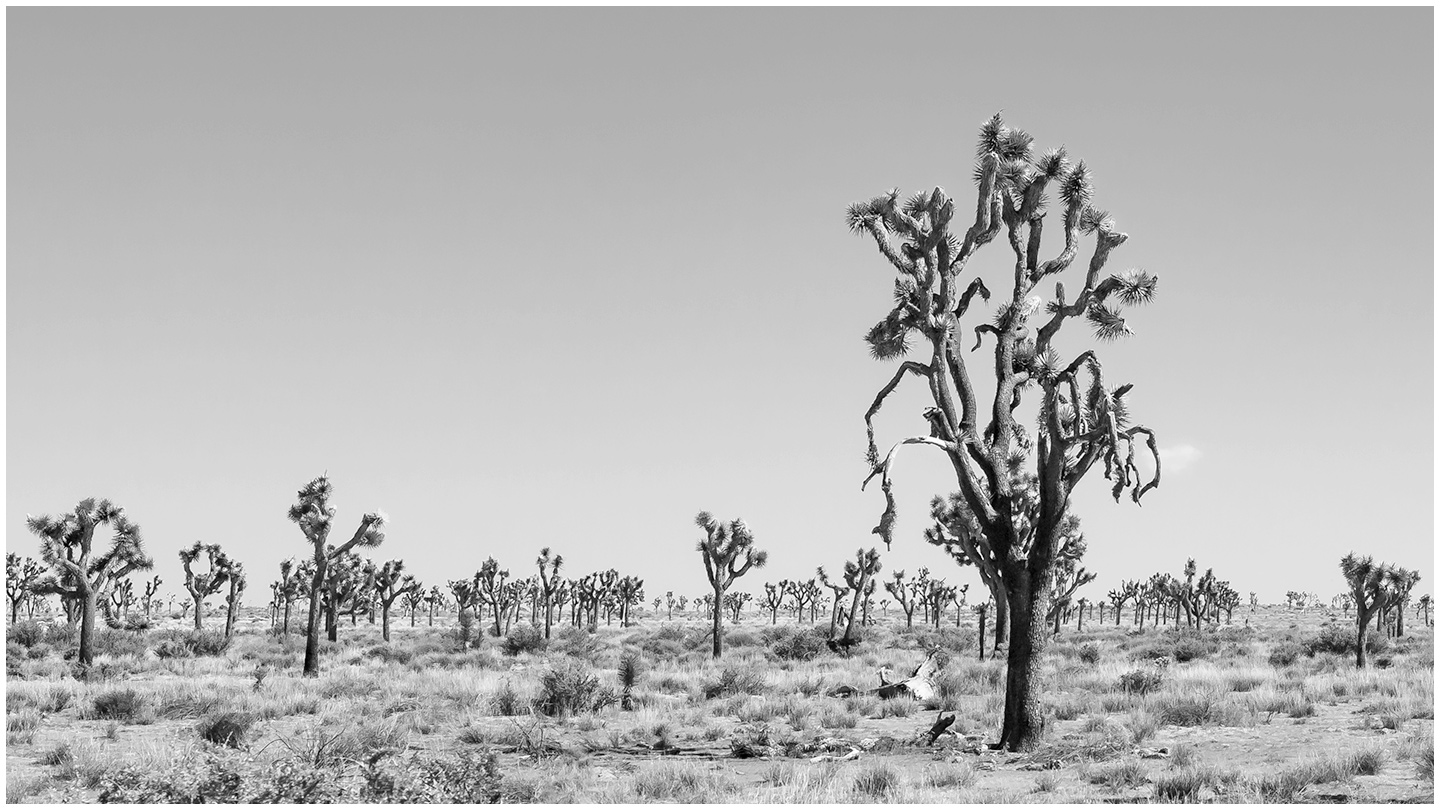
[
  {"left": 1419, "top": 594, "right": 1432, "bottom": 627},
  {"left": 1340, "top": 553, "right": 1389, "bottom": 668},
  {"left": 475, "top": 558, "right": 511, "bottom": 638},
  {"left": 695, "top": 511, "right": 768, "bottom": 658},
  {"left": 616, "top": 575, "right": 645, "bottom": 627},
  {"left": 28, "top": 499, "right": 153, "bottom": 669},
  {"left": 536, "top": 548, "right": 563, "bottom": 639},
  {"left": 403, "top": 583, "right": 426, "bottom": 627},
  {"left": 884, "top": 570, "right": 920, "bottom": 627},
  {"left": 6, "top": 553, "right": 43, "bottom": 623},
  {"left": 1109, "top": 580, "right": 1138, "bottom": 626},
  {"left": 839, "top": 548, "right": 882, "bottom": 648},
  {"left": 179, "top": 542, "right": 232, "bottom": 631},
  {"left": 288, "top": 475, "right": 386, "bottom": 677},
  {"left": 816, "top": 566, "right": 850, "bottom": 637},
  {"left": 373, "top": 559, "right": 418, "bottom": 642},
  {"left": 223, "top": 562, "right": 246, "bottom": 640},
  {"left": 142, "top": 575, "right": 162, "bottom": 619},
  {"left": 760, "top": 582, "right": 786, "bottom": 625}
]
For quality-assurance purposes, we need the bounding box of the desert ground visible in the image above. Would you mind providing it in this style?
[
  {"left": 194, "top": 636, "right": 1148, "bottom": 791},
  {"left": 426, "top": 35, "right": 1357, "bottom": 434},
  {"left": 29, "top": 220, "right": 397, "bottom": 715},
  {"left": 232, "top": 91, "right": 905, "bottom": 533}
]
[{"left": 4, "top": 605, "right": 1434, "bottom": 804}]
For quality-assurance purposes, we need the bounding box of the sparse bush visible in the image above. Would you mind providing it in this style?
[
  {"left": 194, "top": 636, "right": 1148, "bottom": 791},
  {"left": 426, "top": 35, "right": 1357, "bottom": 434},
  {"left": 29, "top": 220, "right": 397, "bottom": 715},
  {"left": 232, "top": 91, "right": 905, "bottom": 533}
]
[
  {"left": 490, "top": 680, "right": 526, "bottom": 716},
  {"left": 1078, "top": 643, "right": 1102, "bottom": 665},
  {"left": 1088, "top": 759, "right": 1148, "bottom": 788},
  {"left": 1155, "top": 765, "right": 1229, "bottom": 802},
  {"left": 535, "top": 662, "right": 616, "bottom": 717},
  {"left": 551, "top": 626, "right": 600, "bottom": 661},
  {"left": 1171, "top": 636, "right": 1214, "bottom": 663},
  {"left": 1349, "top": 746, "right": 1386, "bottom": 776},
  {"left": 767, "top": 625, "right": 828, "bottom": 661},
  {"left": 631, "top": 760, "right": 737, "bottom": 802},
  {"left": 1155, "top": 692, "right": 1216, "bottom": 726},
  {"left": 502, "top": 624, "right": 546, "bottom": 656},
  {"left": 702, "top": 665, "right": 767, "bottom": 699},
  {"left": 853, "top": 763, "right": 900, "bottom": 799},
  {"left": 89, "top": 688, "right": 145, "bottom": 722},
  {"left": 1117, "top": 667, "right": 1164, "bottom": 695},
  {"left": 197, "top": 711, "right": 253, "bottom": 748},
  {"left": 1303, "top": 623, "right": 1390, "bottom": 658},
  {"left": 922, "top": 760, "right": 977, "bottom": 788},
  {"left": 1267, "top": 641, "right": 1304, "bottom": 667},
  {"left": 822, "top": 707, "right": 861, "bottom": 729}
]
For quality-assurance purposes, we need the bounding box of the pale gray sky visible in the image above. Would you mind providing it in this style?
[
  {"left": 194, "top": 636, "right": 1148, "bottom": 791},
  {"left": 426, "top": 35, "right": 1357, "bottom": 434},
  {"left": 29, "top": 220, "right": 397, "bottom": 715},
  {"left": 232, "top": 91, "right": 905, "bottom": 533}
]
[{"left": 7, "top": 8, "right": 1433, "bottom": 605}]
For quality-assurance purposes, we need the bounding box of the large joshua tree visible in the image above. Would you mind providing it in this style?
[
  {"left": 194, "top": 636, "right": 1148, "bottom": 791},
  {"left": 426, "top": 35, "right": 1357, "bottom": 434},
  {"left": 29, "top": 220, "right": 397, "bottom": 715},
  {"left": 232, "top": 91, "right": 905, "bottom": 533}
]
[
  {"left": 7, "top": 553, "right": 43, "bottom": 623},
  {"left": 1340, "top": 553, "right": 1388, "bottom": 668},
  {"left": 695, "top": 512, "right": 768, "bottom": 658},
  {"left": 27, "top": 499, "right": 153, "bottom": 669},
  {"left": 849, "top": 114, "right": 1161, "bottom": 751},
  {"left": 288, "top": 476, "right": 386, "bottom": 677}
]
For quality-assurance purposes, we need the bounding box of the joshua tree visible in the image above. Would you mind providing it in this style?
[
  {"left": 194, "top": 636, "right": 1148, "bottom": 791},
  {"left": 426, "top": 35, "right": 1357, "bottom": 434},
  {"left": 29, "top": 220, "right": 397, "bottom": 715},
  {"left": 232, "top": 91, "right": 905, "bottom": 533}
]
[
  {"left": 323, "top": 551, "right": 368, "bottom": 638},
  {"left": 1340, "top": 553, "right": 1390, "bottom": 668},
  {"left": 476, "top": 559, "right": 515, "bottom": 637},
  {"left": 838, "top": 548, "right": 882, "bottom": 648},
  {"left": 695, "top": 511, "right": 768, "bottom": 658},
  {"left": 6, "top": 553, "right": 43, "bottom": 623},
  {"left": 850, "top": 115, "right": 1161, "bottom": 750},
  {"left": 536, "top": 548, "right": 564, "bottom": 639},
  {"left": 616, "top": 575, "right": 645, "bottom": 627},
  {"left": 723, "top": 591, "right": 751, "bottom": 623},
  {"left": 951, "top": 583, "right": 969, "bottom": 627},
  {"left": 664, "top": 590, "right": 677, "bottom": 620},
  {"left": 884, "top": 570, "right": 920, "bottom": 627},
  {"left": 816, "top": 566, "right": 850, "bottom": 637},
  {"left": 1419, "top": 594, "right": 1432, "bottom": 627},
  {"left": 179, "top": 542, "right": 232, "bottom": 631},
  {"left": 1109, "top": 580, "right": 1138, "bottom": 626},
  {"left": 1384, "top": 568, "right": 1421, "bottom": 637},
  {"left": 141, "top": 575, "right": 162, "bottom": 619},
  {"left": 676, "top": 594, "right": 689, "bottom": 616},
  {"left": 373, "top": 560, "right": 418, "bottom": 642},
  {"left": 27, "top": 499, "right": 153, "bottom": 669},
  {"left": 975, "top": 600, "right": 991, "bottom": 661},
  {"left": 761, "top": 582, "right": 786, "bottom": 625},
  {"left": 106, "top": 578, "right": 136, "bottom": 624},
  {"left": 425, "top": 585, "right": 443, "bottom": 626},
  {"left": 288, "top": 475, "right": 387, "bottom": 677},
  {"left": 1044, "top": 526, "right": 1096, "bottom": 635},
  {"left": 273, "top": 559, "right": 304, "bottom": 635},
  {"left": 786, "top": 579, "right": 820, "bottom": 623},
  {"left": 223, "top": 562, "right": 246, "bottom": 639}
]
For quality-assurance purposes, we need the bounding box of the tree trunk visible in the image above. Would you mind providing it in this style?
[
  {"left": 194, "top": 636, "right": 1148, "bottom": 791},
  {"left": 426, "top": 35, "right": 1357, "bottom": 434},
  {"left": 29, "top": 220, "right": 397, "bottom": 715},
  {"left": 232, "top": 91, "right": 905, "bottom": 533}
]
[
  {"left": 302, "top": 558, "right": 327, "bottom": 677},
  {"left": 998, "top": 578, "right": 1051, "bottom": 752},
  {"left": 711, "top": 585, "right": 724, "bottom": 659},
  {"left": 382, "top": 603, "right": 391, "bottom": 642},
  {"left": 544, "top": 593, "right": 553, "bottom": 639},
  {"left": 976, "top": 605, "right": 987, "bottom": 661},
  {"left": 78, "top": 587, "right": 98, "bottom": 669},
  {"left": 1395, "top": 606, "right": 1405, "bottom": 638},
  {"left": 193, "top": 595, "right": 203, "bottom": 631},
  {"left": 1355, "top": 608, "right": 1372, "bottom": 668}
]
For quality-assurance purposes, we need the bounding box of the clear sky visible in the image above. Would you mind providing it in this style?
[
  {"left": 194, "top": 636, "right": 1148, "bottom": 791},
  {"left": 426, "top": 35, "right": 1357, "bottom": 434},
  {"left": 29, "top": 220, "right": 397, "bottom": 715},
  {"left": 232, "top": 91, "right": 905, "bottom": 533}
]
[{"left": 7, "top": 8, "right": 1433, "bottom": 606}]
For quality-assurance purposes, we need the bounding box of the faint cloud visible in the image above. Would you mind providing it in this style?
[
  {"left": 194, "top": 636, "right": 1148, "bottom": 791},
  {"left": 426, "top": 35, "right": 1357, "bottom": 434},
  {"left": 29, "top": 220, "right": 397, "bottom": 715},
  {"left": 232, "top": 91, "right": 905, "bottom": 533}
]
[{"left": 1158, "top": 444, "right": 1201, "bottom": 473}]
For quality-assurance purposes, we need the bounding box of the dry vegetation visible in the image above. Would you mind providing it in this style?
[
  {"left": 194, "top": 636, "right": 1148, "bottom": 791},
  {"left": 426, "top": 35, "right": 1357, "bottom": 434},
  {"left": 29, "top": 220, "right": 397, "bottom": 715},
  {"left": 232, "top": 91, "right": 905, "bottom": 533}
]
[{"left": 5, "top": 606, "right": 1434, "bottom": 803}]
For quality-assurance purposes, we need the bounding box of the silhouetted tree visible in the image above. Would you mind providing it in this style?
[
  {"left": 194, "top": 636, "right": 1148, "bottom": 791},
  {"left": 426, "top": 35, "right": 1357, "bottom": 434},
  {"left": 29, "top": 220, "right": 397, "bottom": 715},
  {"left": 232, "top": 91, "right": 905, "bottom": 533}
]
[
  {"left": 6, "top": 554, "right": 43, "bottom": 623},
  {"left": 179, "top": 542, "right": 232, "bottom": 631}
]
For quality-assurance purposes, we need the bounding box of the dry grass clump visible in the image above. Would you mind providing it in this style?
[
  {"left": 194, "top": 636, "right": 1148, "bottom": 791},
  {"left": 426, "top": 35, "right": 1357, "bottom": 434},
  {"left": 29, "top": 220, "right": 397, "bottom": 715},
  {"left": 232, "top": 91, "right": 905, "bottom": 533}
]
[
  {"left": 629, "top": 760, "right": 738, "bottom": 802},
  {"left": 1152, "top": 763, "right": 1238, "bottom": 802},
  {"left": 1086, "top": 758, "right": 1148, "bottom": 788},
  {"left": 852, "top": 762, "right": 902, "bottom": 799},
  {"left": 920, "top": 760, "right": 977, "bottom": 788}
]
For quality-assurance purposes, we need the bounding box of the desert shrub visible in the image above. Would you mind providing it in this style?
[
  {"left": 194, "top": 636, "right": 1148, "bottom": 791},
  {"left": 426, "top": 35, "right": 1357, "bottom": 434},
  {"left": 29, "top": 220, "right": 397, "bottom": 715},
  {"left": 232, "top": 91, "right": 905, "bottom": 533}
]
[
  {"left": 366, "top": 644, "right": 413, "bottom": 665},
  {"left": 821, "top": 707, "right": 860, "bottom": 729},
  {"left": 1348, "top": 746, "right": 1386, "bottom": 776},
  {"left": 766, "top": 625, "right": 828, "bottom": 661},
  {"left": 1125, "top": 709, "right": 1160, "bottom": 744},
  {"left": 921, "top": 760, "right": 977, "bottom": 788},
  {"left": 535, "top": 662, "right": 616, "bottom": 717},
  {"left": 359, "top": 749, "right": 504, "bottom": 803},
  {"left": 502, "top": 624, "right": 546, "bottom": 656},
  {"left": 1155, "top": 692, "right": 1216, "bottom": 727},
  {"left": 1087, "top": 759, "right": 1148, "bottom": 788},
  {"left": 1117, "top": 667, "right": 1164, "bottom": 695},
  {"left": 1267, "top": 641, "right": 1304, "bottom": 667},
  {"left": 490, "top": 680, "right": 526, "bottom": 716},
  {"left": 1051, "top": 695, "right": 1092, "bottom": 721},
  {"left": 150, "top": 629, "right": 230, "bottom": 659},
  {"left": 631, "top": 760, "right": 737, "bottom": 802},
  {"left": 1078, "top": 643, "right": 1102, "bottom": 665},
  {"left": 551, "top": 626, "right": 601, "bottom": 661},
  {"left": 728, "top": 722, "right": 799, "bottom": 759},
  {"left": 1155, "top": 765, "right": 1230, "bottom": 802},
  {"left": 637, "top": 624, "right": 691, "bottom": 659},
  {"left": 8, "top": 620, "right": 46, "bottom": 648},
  {"left": 1171, "top": 636, "right": 1214, "bottom": 663},
  {"left": 1303, "top": 623, "right": 1390, "bottom": 657},
  {"left": 197, "top": 711, "right": 253, "bottom": 748},
  {"left": 879, "top": 697, "right": 915, "bottom": 718},
  {"left": 1416, "top": 737, "right": 1434, "bottom": 780},
  {"left": 702, "top": 665, "right": 767, "bottom": 699},
  {"left": 89, "top": 688, "right": 145, "bottom": 722},
  {"left": 93, "top": 629, "right": 149, "bottom": 658},
  {"left": 852, "top": 763, "right": 900, "bottom": 799}
]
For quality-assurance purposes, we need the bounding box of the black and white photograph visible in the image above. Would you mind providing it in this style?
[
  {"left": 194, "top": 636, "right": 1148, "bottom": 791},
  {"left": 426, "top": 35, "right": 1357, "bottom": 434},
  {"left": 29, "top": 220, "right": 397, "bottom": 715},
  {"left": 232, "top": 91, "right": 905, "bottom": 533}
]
[{"left": 5, "top": 5, "right": 1434, "bottom": 804}]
